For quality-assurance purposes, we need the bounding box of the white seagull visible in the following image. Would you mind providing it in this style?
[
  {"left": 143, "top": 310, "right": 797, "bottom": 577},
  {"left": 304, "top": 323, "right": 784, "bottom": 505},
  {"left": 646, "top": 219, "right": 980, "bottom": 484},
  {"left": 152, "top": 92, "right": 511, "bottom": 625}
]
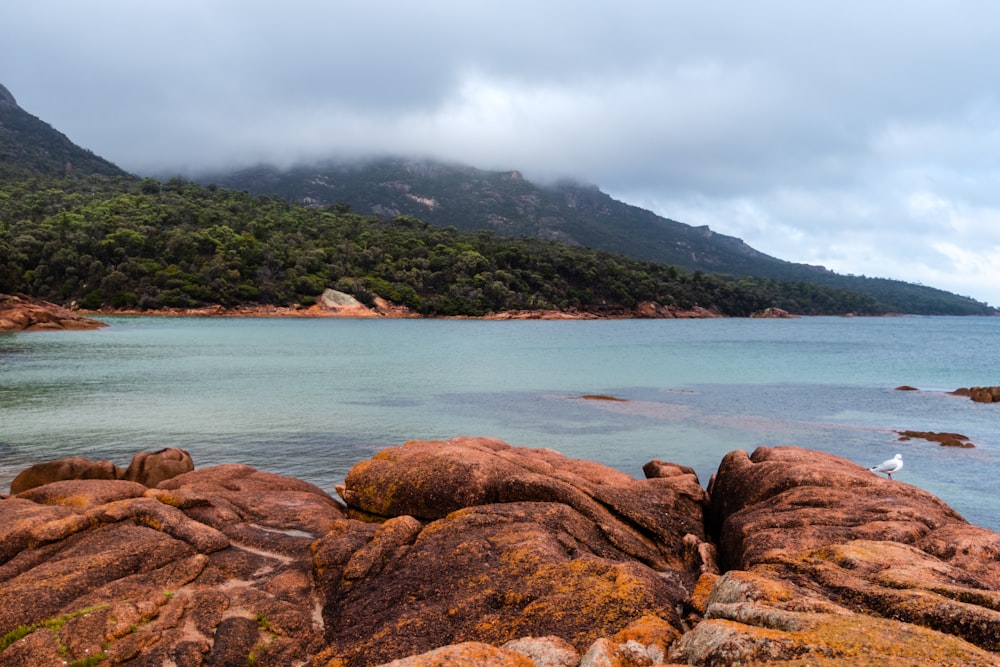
[{"left": 871, "top": 453, "right": 903, "bottom": 479}]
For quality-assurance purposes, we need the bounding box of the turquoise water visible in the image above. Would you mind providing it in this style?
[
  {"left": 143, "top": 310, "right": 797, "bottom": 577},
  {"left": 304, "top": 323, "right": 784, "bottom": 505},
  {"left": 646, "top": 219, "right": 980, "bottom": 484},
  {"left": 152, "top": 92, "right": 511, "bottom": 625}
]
[{"left": 2, "top": 316, "right": 998, "bottom": 530}]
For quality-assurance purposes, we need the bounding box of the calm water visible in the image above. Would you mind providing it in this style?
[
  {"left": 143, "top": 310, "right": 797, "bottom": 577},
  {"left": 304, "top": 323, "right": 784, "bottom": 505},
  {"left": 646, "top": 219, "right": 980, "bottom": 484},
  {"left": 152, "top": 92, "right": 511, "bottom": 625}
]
[{"left": 1, "top": 316, "right": 998, "bottom": 530}]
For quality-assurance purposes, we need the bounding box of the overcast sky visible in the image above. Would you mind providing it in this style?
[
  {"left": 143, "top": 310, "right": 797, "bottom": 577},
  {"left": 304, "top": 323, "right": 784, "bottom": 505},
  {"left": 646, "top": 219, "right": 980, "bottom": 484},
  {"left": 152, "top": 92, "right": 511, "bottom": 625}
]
[{"left": 3, "top": 1, "right": 999, "bottom": 306}]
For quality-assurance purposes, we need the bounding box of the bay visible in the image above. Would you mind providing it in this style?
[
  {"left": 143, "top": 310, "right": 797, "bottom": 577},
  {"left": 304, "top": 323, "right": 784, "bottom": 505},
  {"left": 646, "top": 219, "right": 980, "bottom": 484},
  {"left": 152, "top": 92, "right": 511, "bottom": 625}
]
[{"left": 1, "top": 315, "right": 998, "bottom": 531}]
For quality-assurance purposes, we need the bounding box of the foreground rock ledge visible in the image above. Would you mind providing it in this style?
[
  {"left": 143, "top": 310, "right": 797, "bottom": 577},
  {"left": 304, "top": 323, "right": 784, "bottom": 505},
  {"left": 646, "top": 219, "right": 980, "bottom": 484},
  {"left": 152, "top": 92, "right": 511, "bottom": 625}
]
[{"left": 1, "top": 439, "right": 998, "bottom": 666}]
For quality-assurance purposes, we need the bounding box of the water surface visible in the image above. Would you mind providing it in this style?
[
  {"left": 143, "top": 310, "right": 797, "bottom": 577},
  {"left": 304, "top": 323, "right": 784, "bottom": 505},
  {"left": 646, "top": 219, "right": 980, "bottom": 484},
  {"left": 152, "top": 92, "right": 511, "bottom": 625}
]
[{"left": 2, "top": 316, "right": 997, "bottom": 529}]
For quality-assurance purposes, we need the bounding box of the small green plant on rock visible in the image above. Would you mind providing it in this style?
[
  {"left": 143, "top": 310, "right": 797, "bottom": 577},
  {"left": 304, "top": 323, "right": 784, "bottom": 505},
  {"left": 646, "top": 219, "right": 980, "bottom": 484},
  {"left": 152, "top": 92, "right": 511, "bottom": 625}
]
[
  {"left": 69, "top": 652, "right": 107, "bottom": 667},
  {"left": 0, "top": 625, "right": 34, "bottom": 652},
  {"left": 254, "top": 613, "right": 271, "bottom": 632},
  {"left": 0, "top": 604, "right": 109, "bottom": 655}
]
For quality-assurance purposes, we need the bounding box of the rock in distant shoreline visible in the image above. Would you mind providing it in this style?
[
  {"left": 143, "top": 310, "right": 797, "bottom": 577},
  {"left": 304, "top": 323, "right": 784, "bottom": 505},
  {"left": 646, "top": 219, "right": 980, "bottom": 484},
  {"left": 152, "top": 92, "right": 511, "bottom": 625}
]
[
  {"left": 894, "top": 384, "right": 1000, "bottom": 404},
  {"left": 749, "top": 306, "right": 797, "bottom": 318},
  {"left": 2, "top": 440, "right": 999, "bottom": 666},
  {"left": 951, "top": 386, "right": 1000, "bottom": 403},
  {"left": 84, "top": 299, "right": 722, "bottom": 320},
  {"left": 0, "top": 293, "right": 107, "bottom": 331}
]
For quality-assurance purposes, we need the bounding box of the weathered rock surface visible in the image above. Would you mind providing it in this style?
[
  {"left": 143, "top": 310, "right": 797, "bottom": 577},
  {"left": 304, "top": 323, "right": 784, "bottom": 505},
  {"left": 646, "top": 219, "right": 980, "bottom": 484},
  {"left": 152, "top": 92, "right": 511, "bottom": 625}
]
[
  {"left": 679, "top": 445, "right": 1000, "bottom": 665},
  {"left": 123, "top": 447, "right": 196, "bottom": 486},
  {"left": 0, "top": 293, "right": 107, "bottom": 331},
  {"left": 316, "top": 437, "right": 710, "bottom": 665},
  {"left": 339, "top": 437, "right": 708, "bottom": 569},
  {"left": 10, "top": 456, "right": 124, "bottom": 494},
  {"left": 10, "top": 447, "right": 194, "bottom": 493},
  {"left": 0, "top": 459, "right": 344, "bottom": 666},
  {"left": 4, "top": 440, "right": 1000, "bottom": 666}
]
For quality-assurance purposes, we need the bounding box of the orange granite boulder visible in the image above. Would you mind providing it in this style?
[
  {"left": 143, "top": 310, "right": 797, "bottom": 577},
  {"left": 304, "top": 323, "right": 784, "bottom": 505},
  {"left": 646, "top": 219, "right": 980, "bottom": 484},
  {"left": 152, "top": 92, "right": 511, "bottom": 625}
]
[
  {"left": 314, "top": 501, "right": 689, "bottom": 666},
  {"left": 370, "top": 641, "right": 536, "bottom": 666},
  {"left": 706, "top": 446, "right": 966, "bottom": 570},
  {"left": 0, "top": 457, "right": 344, "bottom": 666},
  {"left": 10, "top": 456, "right": 124, "bottom": 494},
  {"left": 339, "top": 436, "right": 709, "bottom": 571},
  {"left": 315, "top": 436, "right": 711, "bottom": 666},
  {"left": 672, "top": 445, "right": 1000, "bottom": 665},
  {"left": 0, "top": 293, "right": 107, "bottom": 331},
  {"left": 10, "top": 448, "right": 195, "bottom": 494},
  {"left": 123, "top": 447, "right": 195, "bottom": 487}
]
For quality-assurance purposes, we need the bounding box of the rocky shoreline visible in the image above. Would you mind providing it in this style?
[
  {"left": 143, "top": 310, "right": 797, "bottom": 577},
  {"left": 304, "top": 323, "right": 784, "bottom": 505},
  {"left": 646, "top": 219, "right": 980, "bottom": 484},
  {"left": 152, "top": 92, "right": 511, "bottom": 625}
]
[
  {"left": 80, "top": 301, "right": 724, "bottom": 321},
  {"left": 1, "top": 290, "right": 731, "bottom": 329},
  {"left": 1, "top": 291, "right": 924, "bottom": 329},
  {"left": 2, "top": 439, "right": 998, "bottom": 666},
  {"left": 0, "top": 294, "right": 107, "bottom": 331}
]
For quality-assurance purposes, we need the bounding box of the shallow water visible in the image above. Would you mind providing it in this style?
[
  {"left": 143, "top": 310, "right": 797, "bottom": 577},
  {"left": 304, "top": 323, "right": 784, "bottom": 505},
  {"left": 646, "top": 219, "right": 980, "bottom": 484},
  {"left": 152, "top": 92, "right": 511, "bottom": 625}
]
[{"left": 2, "top": 315, "right": 998, "bottom": 529}]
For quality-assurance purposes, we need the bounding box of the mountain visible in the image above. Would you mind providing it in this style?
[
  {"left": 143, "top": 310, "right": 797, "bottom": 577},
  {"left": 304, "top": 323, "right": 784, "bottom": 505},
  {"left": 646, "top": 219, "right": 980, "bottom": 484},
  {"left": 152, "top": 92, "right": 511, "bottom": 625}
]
[
  {"left": 201, "top": 159, "right": 791, "bottom": 274},
  {"left": 200, "top": 158, "right": 995, "bottom": 315},
  {"left": 0, "top": 81, "right": 991, "bottom": 316},
  {"left": 0, "top": 84, "right": 127, "bottom": 179},
  {"left": 0, "top": 84, "right": 881, "bottom": 319}
]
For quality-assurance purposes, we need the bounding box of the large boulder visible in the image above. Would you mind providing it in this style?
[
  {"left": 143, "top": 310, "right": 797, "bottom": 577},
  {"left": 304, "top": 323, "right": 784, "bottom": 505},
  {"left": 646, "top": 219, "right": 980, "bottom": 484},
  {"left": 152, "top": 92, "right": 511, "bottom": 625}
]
[
  {"left": 123, "top": 447, "right": 195, "bottom": 487},
  {"left": 0, "top": 461, "right": 344, "bottom": 666},
  {"left": 705, "top": 445, "right": 966, "bottom": 570},
  {"left": 9, "top": 448, "right": 196, "bottom": 494},
  {"left": 314, "top": 437, "right": 711, "bottom": 666},
  {"left": 671, "top": 445, "right": 1000, "bottom": 665},
  {"left": 339, "top": 436, "right": 709, "bottom": 571},
  {"left": 10, "top": 456, "right": 124, "bottom": 494},
  {"left": 314, "top": 501, "right": 686, "bottom": 666}
]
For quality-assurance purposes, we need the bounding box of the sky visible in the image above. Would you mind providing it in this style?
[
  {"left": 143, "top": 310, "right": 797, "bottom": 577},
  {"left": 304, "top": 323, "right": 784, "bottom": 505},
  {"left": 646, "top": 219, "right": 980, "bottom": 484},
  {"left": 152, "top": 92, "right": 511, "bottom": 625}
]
[{"left": 3, "top": 1, "right": 1000, "bottom": 306}]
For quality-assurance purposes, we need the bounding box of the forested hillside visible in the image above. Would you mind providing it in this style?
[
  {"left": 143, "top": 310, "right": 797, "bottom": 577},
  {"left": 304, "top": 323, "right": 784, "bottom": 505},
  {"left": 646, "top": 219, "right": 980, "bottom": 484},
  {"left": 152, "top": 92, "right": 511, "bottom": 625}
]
[
  {"left": 0, "top": 174, "right": 890, "bottom": 317},
  {"left": 0, "top": 84, "right": 126, "bottom": 180},
  {"left": 204, "top": 159, "right": 996, "bottom": 315}
]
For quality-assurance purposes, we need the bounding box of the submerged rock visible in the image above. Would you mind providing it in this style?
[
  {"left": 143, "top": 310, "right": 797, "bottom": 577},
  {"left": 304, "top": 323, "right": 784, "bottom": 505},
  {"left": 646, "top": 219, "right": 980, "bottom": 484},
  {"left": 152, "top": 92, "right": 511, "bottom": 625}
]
[{"left": 897, "top": 429, "right": 976, "bottom": 448}]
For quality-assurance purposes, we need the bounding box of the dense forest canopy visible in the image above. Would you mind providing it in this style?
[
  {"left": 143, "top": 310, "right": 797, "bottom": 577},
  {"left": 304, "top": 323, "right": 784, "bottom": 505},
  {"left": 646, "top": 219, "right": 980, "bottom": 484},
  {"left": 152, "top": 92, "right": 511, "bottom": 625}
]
[
  {"left": 203, "top": 158, "right": 997, "bottom": 316},
  {"left": 0, "top": 173, "right": 899, "bottom": 317}
]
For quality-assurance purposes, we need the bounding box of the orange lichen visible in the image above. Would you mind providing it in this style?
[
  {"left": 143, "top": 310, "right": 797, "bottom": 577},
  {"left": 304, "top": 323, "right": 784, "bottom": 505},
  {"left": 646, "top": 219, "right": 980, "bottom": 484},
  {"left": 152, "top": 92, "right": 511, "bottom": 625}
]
[
  {"left": 688, "top": 572, "right": 720, "bottom": 615},
  {"left": 797, "top": 611, "right": 998, "bottom": 665},
  {"left": 610, "top": 613, "right": 681, "bottom": 648}
]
